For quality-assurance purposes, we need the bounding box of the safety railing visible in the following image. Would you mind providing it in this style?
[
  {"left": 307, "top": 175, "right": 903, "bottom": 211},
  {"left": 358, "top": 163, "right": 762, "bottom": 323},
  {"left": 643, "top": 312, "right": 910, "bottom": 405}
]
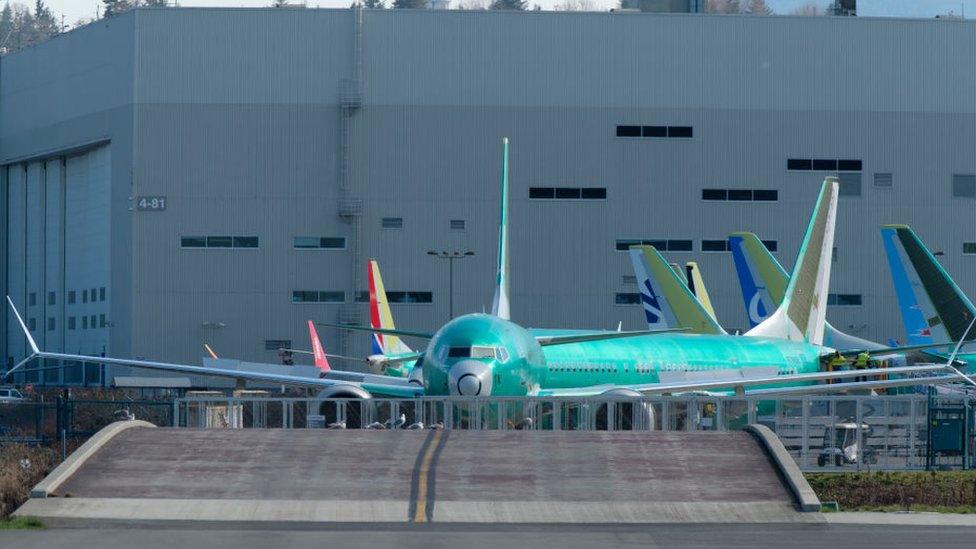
[{"left": 171, "top": 393, "right": 975, "bottom": 471}]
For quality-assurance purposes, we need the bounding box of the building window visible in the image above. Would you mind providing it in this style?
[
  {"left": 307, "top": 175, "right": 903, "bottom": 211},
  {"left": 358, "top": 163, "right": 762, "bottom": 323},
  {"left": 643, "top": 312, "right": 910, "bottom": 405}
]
[
  {"left": 68, "top": 317, "right": 76, "bottom": 330},
  {"left": 90, "top": 314, "right": 97, "bottom": 328},
  {"left": 82, "top": 290, "right": 88, "bottom": 304},
  {"left": 702, "top": 240, "right": 729, "bottom": 252},
  {"left": 47, "top": 292, "right": 55, "bottom": 306},
  {"left": 763, "top": 240, "right": 778, "bottom": 252},
  {"left": 873, "top": 173, "right": 893, "bottom": 188},
  {"left": 265, "top": 339, "right": 292, "bottom": 351},
  {"left": 382, "top": 217, "right": 403, "bottom": 229},
  {"left": 963, "top": 243, "right": 976, "bottom": 254},
  {"left": 616, "top": 125, "right": 641, "bottom": 137},
  {"left": 292, "top": 291, "right": 346, "bottom": 303},
  {"left": 827, "top": 293, "right": 862, "bottom": 306},
  {"left": 47, "top": 317, "right": 55, "bottom": 331},
  {"left": 68, "top": 291, "right": 76, "bottom": 304},
  {"left": 294, "top": 236, "right": 346, "bottom": 249},
  {"left": 788, "top": 158, "right": 862, "bottom": 172},
  {"left": 667, "top": 126, "right": 693, "bottom": 138},
  {"left": 28, "top": 293, "right": 36, "bottom": 306},
  {"left": 182, "top": 236, "right": 259, "bottom": 248},
  {"left": 83, "top": 316, "right": 88, "bottom": 330},
  {"left": 617, "top": 125, "right": 692, "bottom": 139},
  {"left": 701, "top": 189, "right": 727, "bottom": 201},
  {"left": 386, "top": 291, "right": 433, "bottom": 304},
  {"left": 529, "top": 187, "right": 606, "bottom": 200},
  {"left": 838, "top": 173, "right": 862, "bottom": 197},
  {"left": 953, "top": 174, "right": 976, "bottom": 198},
  {"left": 615, "top": 293, "right": 641, "bottom": 305},
  {"left": 100, "top": 287, "right": 106, "bottom": 301},
  {"left": 450, "top": 219, "right": 466, "bottom": 230},
  {"left": 702, "top": 189, "right": 777, "bottom": 202},
  {"left": 99, "top": 314, "right": 106, "bottom": 328},
  {"left": 616, "top": 239, "right": 693, "bottom": 252}
]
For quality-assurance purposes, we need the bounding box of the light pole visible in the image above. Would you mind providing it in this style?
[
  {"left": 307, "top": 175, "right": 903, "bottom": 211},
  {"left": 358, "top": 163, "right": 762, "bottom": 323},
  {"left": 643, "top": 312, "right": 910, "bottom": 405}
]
[{"left": 427, "top": 250, "right": 475, "bottom": 320}]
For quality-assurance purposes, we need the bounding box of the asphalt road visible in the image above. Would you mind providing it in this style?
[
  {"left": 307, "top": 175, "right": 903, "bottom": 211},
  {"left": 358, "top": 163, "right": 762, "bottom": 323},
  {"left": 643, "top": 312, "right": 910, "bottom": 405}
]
[{"left": 1, "top": 523, "right": 974, "bottom": 548}]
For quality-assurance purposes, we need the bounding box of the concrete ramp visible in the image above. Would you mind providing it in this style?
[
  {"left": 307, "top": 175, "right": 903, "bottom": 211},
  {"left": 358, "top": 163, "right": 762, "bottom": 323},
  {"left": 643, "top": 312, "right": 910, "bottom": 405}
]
[{"left": 18, "top": 424, "right": 819, "bottom": 524}]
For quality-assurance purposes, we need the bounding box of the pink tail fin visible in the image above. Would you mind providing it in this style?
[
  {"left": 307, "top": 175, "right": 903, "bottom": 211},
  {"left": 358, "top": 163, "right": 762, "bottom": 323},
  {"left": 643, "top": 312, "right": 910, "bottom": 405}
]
[{"left": 307, "top": 320, "right": 331, "bottom": 373}]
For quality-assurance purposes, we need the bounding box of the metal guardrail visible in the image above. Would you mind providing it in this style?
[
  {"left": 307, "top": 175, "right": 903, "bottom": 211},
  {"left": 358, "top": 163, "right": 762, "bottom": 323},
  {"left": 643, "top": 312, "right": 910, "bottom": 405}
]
[{"left": 172, "top": 394, "right": 976, "bottom": 472}]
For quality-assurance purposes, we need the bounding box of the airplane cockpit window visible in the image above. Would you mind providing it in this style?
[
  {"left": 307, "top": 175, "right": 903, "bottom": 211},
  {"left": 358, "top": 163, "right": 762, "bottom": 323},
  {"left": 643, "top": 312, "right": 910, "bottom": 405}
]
[{"left": 448, "top": 347, "right": 472, "bottom": 358}]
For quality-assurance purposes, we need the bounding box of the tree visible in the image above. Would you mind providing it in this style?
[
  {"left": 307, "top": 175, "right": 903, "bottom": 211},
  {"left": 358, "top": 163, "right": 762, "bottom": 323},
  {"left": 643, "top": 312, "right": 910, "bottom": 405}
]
[
  {"left": 363, "top": 0, "right": 385, "bottom": 8},
  {"left": 142, "top": 0, "right": 169, "bottom": 6},
  {"left": 489, "top": 0, "right": 524, "bottom": 9},
  {"left": 31, "top": 0, "right": 58, "bottom": 39},
  {"left": 102, "top": 0, "right": 133, "bottom": 17},
  {"left": 393, "top": 0, "right": 426, "bottom": 8},
  {"left": 745, "top": 0, "right": 772, "bottom": 14}
]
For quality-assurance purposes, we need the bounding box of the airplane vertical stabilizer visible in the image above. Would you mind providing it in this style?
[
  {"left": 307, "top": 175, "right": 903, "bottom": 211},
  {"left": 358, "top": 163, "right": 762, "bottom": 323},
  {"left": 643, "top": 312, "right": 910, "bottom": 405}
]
[
  {"left": 368, "top": 260, "right": 413, "bottom": 355},
  {"left": 746, "top": 178, "right": 838, "bottom": 345},
  {"left": 882, "top": 225, "right": 976, "bottom": 343},
  {"left": 731, "top": 231, "right": 882, "bottom": 351},
  {"left": 629, "top": 246, "right": 726, "bottom": 335},
  {"left": 491, "top": 137, "right": 511, "bottom": 320},
  {"left": 729, "top": 233, "right": 788, "bottom": 329},
  {"left": 685, "top": 262, "right": 718, "bottom": 324}
]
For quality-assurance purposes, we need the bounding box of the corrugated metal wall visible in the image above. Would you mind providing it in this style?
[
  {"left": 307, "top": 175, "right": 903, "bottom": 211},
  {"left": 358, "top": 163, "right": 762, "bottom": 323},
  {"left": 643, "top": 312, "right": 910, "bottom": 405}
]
[{"left": 3, "top": 8, "right": 976, "bottom": 378}]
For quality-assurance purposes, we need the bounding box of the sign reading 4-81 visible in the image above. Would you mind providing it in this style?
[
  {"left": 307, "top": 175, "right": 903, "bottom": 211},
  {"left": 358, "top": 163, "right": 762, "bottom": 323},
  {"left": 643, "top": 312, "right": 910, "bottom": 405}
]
[{"left": 137, "top": 196, "right": 167, "bottom": 211}]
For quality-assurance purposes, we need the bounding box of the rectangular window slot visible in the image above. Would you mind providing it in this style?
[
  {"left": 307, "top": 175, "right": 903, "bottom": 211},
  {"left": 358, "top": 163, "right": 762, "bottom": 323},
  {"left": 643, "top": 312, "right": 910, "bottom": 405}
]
[
  {"left": 292, "top": 291, "right": 346, "bottom": 303},
  {"left": 728, "top": 189, "right": 753, "bottom": 201},
  {"left": 68, "top": 291, "right": 76, "bottom": 304},
  {"left": 381, "top": 217, "right": 403, "bottom": 229},
  {"left": 667, "top": 126, "right": 693, "bottom": 138},
  {"left": 838, "top": 159, "right": 862, "bottom": 172},
  {"left": 616, "top": 125, "right": 642, "bottom": 137},
  {"left": 530, "top": 187, "right": 606, "bottom": 200},
  {"left": 812, "top": 159, "right": 838, "bottom": 171},
  {"left": 703, "top": 189, "right": 776, "bottom": 202},
  {"left": 450, "top": 219, "right": 466, "bottom": 230},
  {"left": 963, "top": 242, "right": 976, "bottom": 255},
  {"left": 265, "top": 339, "right": 292, "bottom": 351},
  {"left": 787, "top": 158, "right": 812, "bottom": 170},
  {"left": 702, "top": 240, "right": 730, "bottom": 252},
  {"left": 789, "top": 158, "right": 862, "bottom": 172},
  {"left": 615, "top": 239, "right": 692, "bottom": 252},
  {"left": 827, "top": 293, "right": 862, "bottom": 306},
  {"left": 642, "top": 125, "right": 667, "bottom": 137},
  {"left": 182, "top": 236, "right": 259, "bottom": 248},
  {"left": 68, "top": 317, "right": 76, "bottom": 330},
  {"left": 701, "top": 189, "right": 727, "bottom": 201},
  {"left": 762, "top": 240, "right": 778, "bottom": 252},
  {"left": 294, "top": 236, "right": 346, "bottom": 249},
  {"left": 615, "top": 293, "right": 641, "bottom": 305},
  {"left": 873, "top": 172, "right": 893, "bottom": 188}
]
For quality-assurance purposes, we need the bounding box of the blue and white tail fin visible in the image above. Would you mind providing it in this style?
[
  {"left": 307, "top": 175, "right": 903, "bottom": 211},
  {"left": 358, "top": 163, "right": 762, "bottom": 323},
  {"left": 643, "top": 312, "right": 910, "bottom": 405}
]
[
  {"left": 490, "top": 137, "right": 511, "bottom": 320},
  {"left": 746, "top": 178, "right": 838, "bottom": 345},
  {"left": 880, "top": 225, "right": 974, "bottom": 345},
  {"left": 729, "top": 233, "right": 787, "bottom": 329},
  {"left": 628, "top": 246, "right": 726, "bottom": 335}
]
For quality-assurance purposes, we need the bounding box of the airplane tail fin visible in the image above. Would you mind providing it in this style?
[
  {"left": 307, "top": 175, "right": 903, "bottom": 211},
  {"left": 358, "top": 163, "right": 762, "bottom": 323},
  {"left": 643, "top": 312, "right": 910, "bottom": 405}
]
[
  {"left": 728, "top": 233, "right": 788, "bottom": 329},
  {"left": 684, "top": 262, "right": 718, "bottom": 324},
  {"left": 628, "top": 246, "right": 726, "bottom": 335},
  {"left": 491, "top": 137, "right": 511, "bottom": 320},
  {"left": 368, "top": 259, "right": 412, "bottom": 355},
  {"left": 746, "top": 178, "right": 839, "bottom": 345},
  {"left": 881, "top": 225, "right": 976, "bottom": 343},
  {"left": 307, "top": 320, "right": 331, "bottom": 373}
]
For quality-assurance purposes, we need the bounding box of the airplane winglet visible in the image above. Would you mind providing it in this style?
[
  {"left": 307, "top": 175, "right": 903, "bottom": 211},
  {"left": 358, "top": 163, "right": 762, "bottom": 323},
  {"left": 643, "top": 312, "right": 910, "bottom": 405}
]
[
  {"left": 307, "top": 320, "right": 331, "bottom": 373},
  {"left": 6, "top": 296, "right": 39, "bottom": 355}
]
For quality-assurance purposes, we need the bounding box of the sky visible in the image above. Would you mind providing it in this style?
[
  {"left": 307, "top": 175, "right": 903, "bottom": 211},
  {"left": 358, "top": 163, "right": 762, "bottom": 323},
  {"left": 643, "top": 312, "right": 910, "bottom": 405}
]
[{"left": 38, "top": 0, "right": 976, "bottom": 34}]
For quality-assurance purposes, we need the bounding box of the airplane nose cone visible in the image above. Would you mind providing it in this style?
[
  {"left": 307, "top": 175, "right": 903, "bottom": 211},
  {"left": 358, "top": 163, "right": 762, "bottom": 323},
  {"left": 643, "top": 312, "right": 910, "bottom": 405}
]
[{"left": 449, "top": 360, "right": 493, "bottom": 396}]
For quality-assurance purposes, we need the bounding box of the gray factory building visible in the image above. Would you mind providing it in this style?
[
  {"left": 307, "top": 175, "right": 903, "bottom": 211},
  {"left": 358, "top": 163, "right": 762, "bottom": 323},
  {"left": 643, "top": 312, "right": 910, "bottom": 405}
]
[{"left": 2, "top": 8, "right": 975, "bottom": 385}]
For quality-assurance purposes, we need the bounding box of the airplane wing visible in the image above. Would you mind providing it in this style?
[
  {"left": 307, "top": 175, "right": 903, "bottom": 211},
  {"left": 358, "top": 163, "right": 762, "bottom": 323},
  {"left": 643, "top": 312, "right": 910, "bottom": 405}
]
[
  {"left": 535, "top": 364, "right": 962, "bottom": 398},
  {"left": 5, "top": 297, "right": 422, "bottom": 398}
]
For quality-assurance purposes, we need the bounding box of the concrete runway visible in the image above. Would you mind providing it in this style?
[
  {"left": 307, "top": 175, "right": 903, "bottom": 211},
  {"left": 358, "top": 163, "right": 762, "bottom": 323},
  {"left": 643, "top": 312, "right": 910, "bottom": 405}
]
[{"left": 1, "top": 522, "right": 974, "bottom": 548}]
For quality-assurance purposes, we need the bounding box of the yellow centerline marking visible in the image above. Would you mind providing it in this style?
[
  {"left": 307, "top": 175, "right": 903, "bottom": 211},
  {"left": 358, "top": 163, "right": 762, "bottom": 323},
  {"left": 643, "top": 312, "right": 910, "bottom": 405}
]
[{"left": 413, "top": 429, "right": 443, "bottom": 523}]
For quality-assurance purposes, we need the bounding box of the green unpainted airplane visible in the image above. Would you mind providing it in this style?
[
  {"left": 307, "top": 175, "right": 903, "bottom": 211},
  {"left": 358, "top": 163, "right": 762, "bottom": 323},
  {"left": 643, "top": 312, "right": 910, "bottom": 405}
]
[{"left": 4, "top": 140, "right": 966, "bottom": 399}]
